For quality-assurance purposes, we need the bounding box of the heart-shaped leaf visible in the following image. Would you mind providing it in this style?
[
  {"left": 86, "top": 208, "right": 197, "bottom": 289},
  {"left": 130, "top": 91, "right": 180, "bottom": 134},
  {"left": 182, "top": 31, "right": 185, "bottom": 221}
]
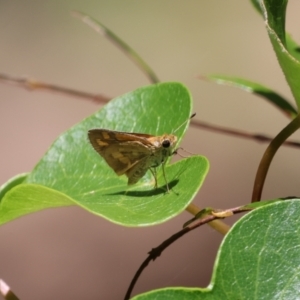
[
  {"left": 133, "top": 199, "right": 300, "bottom": 298},
  {"left": 0, "top": 82, "right": 209, "bottom": 226},
  {"left": 0, "top": 184, "right": 74, "bottom": 225}
]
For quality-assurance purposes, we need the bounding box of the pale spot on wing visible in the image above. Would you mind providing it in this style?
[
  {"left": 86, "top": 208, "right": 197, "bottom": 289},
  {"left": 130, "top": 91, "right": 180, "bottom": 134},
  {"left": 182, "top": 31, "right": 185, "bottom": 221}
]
[
  {"left": 102, "top": 132, "right": 110, "bottom": 139},
  {"left": 119, "top": 156, "right": 130, "bottom": 164},
  {"left": 96, "top": 139, "right": 109, "bottom": 146},
  {"left": 112, "top": 151, "right": 123, "bottom": 158}
]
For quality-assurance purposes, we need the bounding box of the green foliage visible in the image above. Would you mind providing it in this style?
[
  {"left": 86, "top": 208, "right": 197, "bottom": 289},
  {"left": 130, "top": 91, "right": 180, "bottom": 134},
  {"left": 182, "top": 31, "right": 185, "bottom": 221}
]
[
  {"left": 1, "top": 0, "right": 300, "bottom": 299},
  {"left": 212, "top": 0, "right": 300, "bottom": 113},
  {"left": 130, "top": 0, "right": 300, "bottom": 298},
  {"left": 0, "top": 82, "right": 209, "bottom": 226},
  {"left": 205, "top": 75, "right": 297, "bottom": 118},
  {"left": 133, "top": 199, "right": 300, "bottom": 299},
  {"left": 257, "top": 0, "right": 300, "bottom": 108},
  {"left": 0, "top": 173, "right": 27, "bottom": 202}
]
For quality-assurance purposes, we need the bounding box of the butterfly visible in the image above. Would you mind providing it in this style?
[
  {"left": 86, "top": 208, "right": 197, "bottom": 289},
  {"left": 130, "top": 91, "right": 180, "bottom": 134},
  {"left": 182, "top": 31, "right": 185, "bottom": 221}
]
[{"left": 88, "top": 113, "right": 195, "bottom": 192}]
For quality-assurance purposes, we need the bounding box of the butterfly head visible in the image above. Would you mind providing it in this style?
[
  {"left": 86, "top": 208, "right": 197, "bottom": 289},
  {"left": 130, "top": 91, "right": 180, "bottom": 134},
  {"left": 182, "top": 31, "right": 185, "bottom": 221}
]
[{"left": 159, "top": 134, "right": 177, "bottom": 154}]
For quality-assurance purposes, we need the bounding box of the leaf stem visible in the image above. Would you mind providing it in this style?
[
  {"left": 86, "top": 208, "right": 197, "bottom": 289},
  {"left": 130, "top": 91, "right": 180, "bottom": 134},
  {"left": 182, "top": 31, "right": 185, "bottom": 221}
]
[
  {"left": 252, "top": 114, "right": 300, "bottom": 202},
  {"left": 186, "top": 203, "right": 230, "bottom": 235}
]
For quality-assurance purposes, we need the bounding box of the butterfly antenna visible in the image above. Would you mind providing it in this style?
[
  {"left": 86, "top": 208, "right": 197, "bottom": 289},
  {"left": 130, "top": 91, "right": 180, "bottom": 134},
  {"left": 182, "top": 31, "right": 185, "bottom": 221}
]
[
  {"left": 173, "top": 147, "right": 195, "bottom": 158},
  {"left": 173, "top": 113, "right": 196, "bottom": 134}
]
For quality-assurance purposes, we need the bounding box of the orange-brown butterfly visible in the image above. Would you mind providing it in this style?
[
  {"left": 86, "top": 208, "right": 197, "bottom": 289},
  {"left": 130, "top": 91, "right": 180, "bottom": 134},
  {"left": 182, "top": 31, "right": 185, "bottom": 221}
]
[{"left": 88, "top": 113, "right": 195, "bottom": 192}]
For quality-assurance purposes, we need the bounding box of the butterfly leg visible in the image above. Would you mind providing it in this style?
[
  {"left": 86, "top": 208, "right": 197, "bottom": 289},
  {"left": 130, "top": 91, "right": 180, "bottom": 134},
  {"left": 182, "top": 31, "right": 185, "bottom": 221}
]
[
  {"left": 149, "top": 168, "right": 158, "bottom": 189},
  {"left": 161, "top": 163, "right": 170, "bottom": 192}
]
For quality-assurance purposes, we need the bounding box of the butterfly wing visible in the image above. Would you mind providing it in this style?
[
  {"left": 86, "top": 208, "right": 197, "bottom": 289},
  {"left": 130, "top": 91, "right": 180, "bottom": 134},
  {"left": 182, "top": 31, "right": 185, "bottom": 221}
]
[
  {"left": 125, "top": 157, "right": 150, "bottom": 185},
  {"left": 88, "top": 129, "right": 153, "bottom": 176}
]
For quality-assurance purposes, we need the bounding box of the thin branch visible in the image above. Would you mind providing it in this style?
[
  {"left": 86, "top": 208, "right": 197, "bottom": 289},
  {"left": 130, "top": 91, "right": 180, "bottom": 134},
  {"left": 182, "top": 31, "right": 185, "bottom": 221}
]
[
  {"left": 0, "top": 73, "right": 110, "bottom": 104},
  {"left": 185, "top": 203, "right": 230, "bottom": 235},
  {"left": 191, "top": 119, "right": 300, "bottom": 148},
  {"left": 252, "top": 114, "right": 300, "bottom": 202},
  {"left": 124, "top": 204, "right": 255, "bottom": 300},
  {"left": 1, "top": 73, "right": 300, "bottom": 149},
  {"left": 0, "top": 279, "right": 20, "bottom": 300},
  {"left": 71, "top": 11, "right": 160, "bottom": 84}
]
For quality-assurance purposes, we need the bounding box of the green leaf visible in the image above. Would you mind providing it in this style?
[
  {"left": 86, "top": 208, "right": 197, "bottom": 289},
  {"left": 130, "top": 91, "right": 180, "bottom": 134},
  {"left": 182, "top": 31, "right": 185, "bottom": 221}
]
[
  {"left": 260, "top": 0, "right": 300, "bottom": 108},
  {"left": 250, "top": 1, "right": 300, "bottom": 65},
  {"left": 0, "top": 82, "right": 209, "bottom": 226},
  {"left": 263, "top": 0, "right": 288, "bottom": 43},
  {"left": 0, "top": 184, "right": 74, "bottom": 225},
  {"left": 205, "top": 75, "right": 297, "bottom": 118},
  {"left": 72, "top": 11, "right": 159, "bottom": 84},
  {"left": 0, "top": 173, "right": 28, "bottom": 202},
  {"left": 133, "top": 199, "right": 300, "bottom": 299},
  {"left": 286, "top": 33, "right": 300, "bottom": 64},
  {"left": 239, "top": 198, "right": 283, "bottom": 210}
]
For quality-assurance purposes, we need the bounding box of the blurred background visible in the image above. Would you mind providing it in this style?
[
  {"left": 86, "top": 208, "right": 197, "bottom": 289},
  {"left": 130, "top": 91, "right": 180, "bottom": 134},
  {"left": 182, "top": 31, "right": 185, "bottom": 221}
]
[{"left": 1, "top": 1, "right": 300, "bottom": 299}]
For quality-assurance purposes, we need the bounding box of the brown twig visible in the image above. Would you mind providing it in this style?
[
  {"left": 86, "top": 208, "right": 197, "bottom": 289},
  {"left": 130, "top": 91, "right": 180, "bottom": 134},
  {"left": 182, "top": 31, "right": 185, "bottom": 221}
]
[
  {"left": 124, "top": 204, "right": 255, "bottom": 300},
  {"left": 191, "top": 119, "right": 300, "bottom": 148},
  {"left": 0, "top": 73, "right": 110, "bottom": 104},
  {"left": 0, "top": 279, "right": 20, "bottom": 300},
  {"left": 2, "top": 73, "right": 300, "bottom": 149}
]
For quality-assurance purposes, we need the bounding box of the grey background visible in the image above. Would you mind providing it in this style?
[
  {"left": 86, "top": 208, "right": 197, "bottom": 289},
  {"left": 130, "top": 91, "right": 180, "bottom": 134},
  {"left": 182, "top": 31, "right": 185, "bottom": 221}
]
[{"left": 1, "top": 1, "right": 300, "bottom": 299}]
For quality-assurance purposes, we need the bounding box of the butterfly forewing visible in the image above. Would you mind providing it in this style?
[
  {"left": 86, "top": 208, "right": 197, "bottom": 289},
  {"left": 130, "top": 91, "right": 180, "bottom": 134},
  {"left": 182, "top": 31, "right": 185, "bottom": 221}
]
[{"left": 88, "top": 129, "right": 153, "bottom": 176}]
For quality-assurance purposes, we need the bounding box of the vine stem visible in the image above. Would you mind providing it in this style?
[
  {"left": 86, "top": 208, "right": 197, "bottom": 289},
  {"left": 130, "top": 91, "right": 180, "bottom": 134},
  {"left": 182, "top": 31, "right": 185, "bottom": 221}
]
[
  {"left": 124, "top": 204, "right": 256, "bottom": 300},
  {"left": 186, "top": 203, "right": 230, "bottom": 235},
  {"left": 252, "top": 114, "right": 300, "bottom": 202}
]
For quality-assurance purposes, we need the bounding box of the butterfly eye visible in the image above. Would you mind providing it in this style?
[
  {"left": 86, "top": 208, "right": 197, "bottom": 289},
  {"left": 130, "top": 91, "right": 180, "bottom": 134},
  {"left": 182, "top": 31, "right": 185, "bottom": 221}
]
[{"left": 162, "top": 140, "right": 171, "bottom": 148}]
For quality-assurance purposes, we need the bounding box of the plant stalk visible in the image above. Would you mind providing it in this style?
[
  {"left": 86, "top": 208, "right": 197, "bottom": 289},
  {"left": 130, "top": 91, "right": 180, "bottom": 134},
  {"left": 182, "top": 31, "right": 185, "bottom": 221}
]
[{"left": 252, "top": 114, "right": 300, "bottom": 202}]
